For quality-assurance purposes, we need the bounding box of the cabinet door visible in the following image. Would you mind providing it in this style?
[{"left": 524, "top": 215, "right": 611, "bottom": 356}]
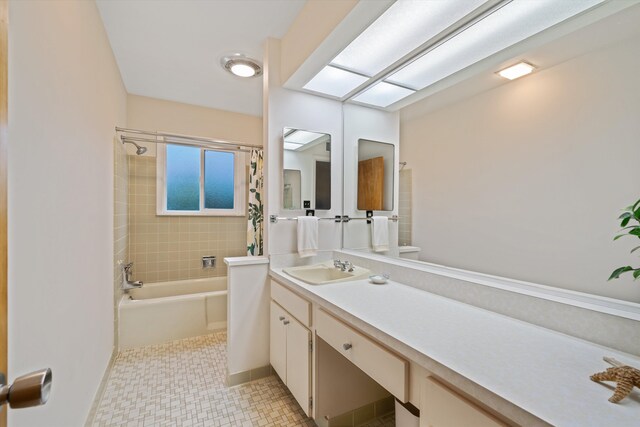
[
  {"left": 421, "top": 377, "right": 505, "bottom": 427},
  {"left": 286, "top": 315, "right": 312, "bottom": 416},
  {"left": 270, "top": 301, "right": 287, "bottom": 383}
]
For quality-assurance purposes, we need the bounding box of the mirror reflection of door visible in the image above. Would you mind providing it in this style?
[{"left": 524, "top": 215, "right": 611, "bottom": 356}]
[
  {"left": 315, "top": 161, "right": 331, "bottom": 210},
  {"left": 357, "top": 139, "right": 394, "bottom": 211},
  {"left": 283, "top": 169, "right": 301, "bottom": 209},
  {"left": 357, "top": 157, "right": 384, "bottom": 210}
]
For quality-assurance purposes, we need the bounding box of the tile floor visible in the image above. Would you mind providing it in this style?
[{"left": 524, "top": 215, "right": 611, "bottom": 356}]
[{"left": 93, "top": 332, "right": 394, "bottom": 427}]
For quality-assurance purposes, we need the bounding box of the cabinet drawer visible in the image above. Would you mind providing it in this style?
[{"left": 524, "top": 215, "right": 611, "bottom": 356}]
[
  {"left": 421, "top": 377, "right": 505, "bottom": 427},
  {"left": 316, "top": 309, "right": 408, "bottom": 402},
  {"left": 271, "top": 280, "right": 311, "bottom": 327}
]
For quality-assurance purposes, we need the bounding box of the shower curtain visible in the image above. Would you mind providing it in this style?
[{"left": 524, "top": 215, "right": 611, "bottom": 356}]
[{"left": 247, "top": 149, "right": 264, "bottom": 256}]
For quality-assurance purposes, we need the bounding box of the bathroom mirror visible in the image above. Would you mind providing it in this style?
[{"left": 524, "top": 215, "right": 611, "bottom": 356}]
[
  {"left": 282, "top": 128, "right": 331, "bottom": 211},
  {"left": 357, "top": 139, "right": 394, "bottom": 211}
]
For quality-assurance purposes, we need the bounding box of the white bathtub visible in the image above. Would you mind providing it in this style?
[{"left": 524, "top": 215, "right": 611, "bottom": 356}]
[{"left": 119, "top": 277, "right": 227, "bottom": 349}]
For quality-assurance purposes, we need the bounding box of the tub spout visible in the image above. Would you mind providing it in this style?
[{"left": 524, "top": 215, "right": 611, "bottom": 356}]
[
  {"left": 120, "top": 261, "right": 143, "bottom": 292},
  {"left": 122, "top": 280, "right": 143, "bottom": 292}
]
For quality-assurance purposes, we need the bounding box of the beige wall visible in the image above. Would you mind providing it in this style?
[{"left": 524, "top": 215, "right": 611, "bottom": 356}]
[
  {"left": 400, "top": 34, "right": 640, "bottom": 303},
  {"left": 126, "top": 94, "right": 262, "bottom": 156},
  {"left": 398, "top": 169, "right": 412, "bottom": 246},
  {"left": 8, "top": 1, "right": 127, "bottom": 426},
  {"left": 125, "top": 95, "right": 259, "bottom": 282},
  {"left": 127, "top": 156, "right": 247, "bottom": 283},
  {"left": 280, "top": 0, "right": 358, "bottom": 85},
  {"left": 113, "top": 140, "right": 128, "bottom": 348}
]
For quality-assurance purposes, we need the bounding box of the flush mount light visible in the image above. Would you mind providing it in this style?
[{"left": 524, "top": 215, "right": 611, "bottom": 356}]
[
  {"left": 221, "top": 54, "right": 262, "bottom": 78},
  {"left": 497, "top": 61, "right": 536, "bottom": 80}
]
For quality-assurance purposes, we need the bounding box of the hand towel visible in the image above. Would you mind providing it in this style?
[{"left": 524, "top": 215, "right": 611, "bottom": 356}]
[
  {"left": 371, "top": 216, "right": 389, "bottom": 252},
  {"left": 297, "top": 216, "right": 319, "bottom": 258}
]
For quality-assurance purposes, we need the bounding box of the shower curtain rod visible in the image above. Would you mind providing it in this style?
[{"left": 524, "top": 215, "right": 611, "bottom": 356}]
[
  {"left": 120, "top": 135, "right": 253, "bottom": 153},
  {"left": 115, "top": 127, "right": 263, "bottom": 152}
]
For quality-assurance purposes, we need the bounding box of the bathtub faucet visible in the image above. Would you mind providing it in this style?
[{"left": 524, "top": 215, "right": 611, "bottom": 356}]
[{"left": 121, "top": 262, "right": 143, "bottom": 292}]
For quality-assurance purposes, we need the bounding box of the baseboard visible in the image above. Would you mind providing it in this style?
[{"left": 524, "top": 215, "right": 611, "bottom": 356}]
[
  {"left": 227, "top": 365, "right": 273, "bottom": 387},
  {"left": 326, "top": 396, "right": 395, "bottom": 427},
  {"left": 84, "top": 347, "right": 118, "bottom": 427}
]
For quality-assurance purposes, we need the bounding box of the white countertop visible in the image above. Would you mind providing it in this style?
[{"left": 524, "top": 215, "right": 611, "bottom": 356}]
[{"left": 270, "top": 268, "right": 640, "bottom": 427}]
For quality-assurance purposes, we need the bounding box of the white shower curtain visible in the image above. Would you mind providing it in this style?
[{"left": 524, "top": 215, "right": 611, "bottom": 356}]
[{"left": 247, "top": 149, "right": 264, "bottom": 256}]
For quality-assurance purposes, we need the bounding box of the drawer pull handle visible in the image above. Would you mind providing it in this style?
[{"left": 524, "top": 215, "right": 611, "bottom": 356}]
[
  {"left": 279, "top": 316, "right": 285, "bottom": 321},
  {"left": 283, "top": 320, "right": 290, "bottom": 325},
  {"left": 343, "top": 343, "right": 352, "bottom": 350}
]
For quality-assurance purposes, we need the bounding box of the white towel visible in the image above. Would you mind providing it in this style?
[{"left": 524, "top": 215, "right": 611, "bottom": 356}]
[
  {"left": 297, "top": 216, "right": 319, "bottom": 258},
  {"left": 371, "top": 216, "right": 389, "bottom": 252}
]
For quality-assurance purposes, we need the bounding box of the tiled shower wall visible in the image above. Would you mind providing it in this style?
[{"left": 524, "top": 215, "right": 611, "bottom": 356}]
[
  {"left": 127, "top": 156, "right": 247, "bottom": 283},
  {"left": 398, "top": 169, "right": 412, "bottom": 246},
  {"left": 114, "top": 140, "right": 129, "bottom": 347}
]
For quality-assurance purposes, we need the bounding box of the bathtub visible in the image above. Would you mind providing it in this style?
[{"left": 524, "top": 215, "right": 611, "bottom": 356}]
[{"left": 119, "top": 277, "right": 227, "bottom": 349}]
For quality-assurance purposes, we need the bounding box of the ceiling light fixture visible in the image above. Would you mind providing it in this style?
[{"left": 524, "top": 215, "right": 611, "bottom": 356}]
[
  {"left": 497, "top": 61, "right": 536, "bottom": 80},
  {"left": 221, "top": 54, "right": 262, "bottom": 78}
]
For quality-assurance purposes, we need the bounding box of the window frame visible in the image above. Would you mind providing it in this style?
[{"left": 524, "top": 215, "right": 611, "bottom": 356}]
[{"left": 156, "top": 143, "right": 246, "bottom": 216}]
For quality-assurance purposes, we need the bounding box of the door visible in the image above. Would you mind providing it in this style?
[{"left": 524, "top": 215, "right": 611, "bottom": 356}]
[
  {"left": 286, "top": 315, "right": 311, "bottom": 417},
  {"left": 357, "top": 157, "right": 384, "bottom": 210},
  {"left": 0, "top": 4, "right": 52, "bottom": 417},
  {"left": 0, "top": 0, "right": 8, "bottom": 424},
  {"left": 314, "top": 160, "right": 331, "bottom": 210},
  {"left": 269, "top": 301, "right": 287, "bottom": 382}
]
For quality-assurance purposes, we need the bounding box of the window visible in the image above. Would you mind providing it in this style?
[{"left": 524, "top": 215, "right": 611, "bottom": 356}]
[{"left": 157, "top": 144, "right": 245, "bottom": 216}]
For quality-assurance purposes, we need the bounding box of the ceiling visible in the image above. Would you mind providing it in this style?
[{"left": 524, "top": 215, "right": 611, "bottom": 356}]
[{"left": 96, "top": 0, "right": 306, "bottom": 117}]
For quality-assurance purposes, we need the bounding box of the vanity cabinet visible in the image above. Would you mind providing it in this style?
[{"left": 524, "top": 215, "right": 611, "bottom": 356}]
[
  {"left": 316, "top": 308, "right": 409, "bottom": 402},
  {"left": 420, "top": 377, "right": 505, "bottom": 427},
  {"left": 270, "top": 282, "right": 312, "bottom": 416}
]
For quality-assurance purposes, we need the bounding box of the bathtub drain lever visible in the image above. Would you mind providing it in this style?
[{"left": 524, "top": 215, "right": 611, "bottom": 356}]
[{"left": 202, "top": 256, "right": 216, "bottom": 269}]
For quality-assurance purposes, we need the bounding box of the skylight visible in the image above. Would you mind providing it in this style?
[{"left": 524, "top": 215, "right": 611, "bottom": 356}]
[
  {"left": 352, "top": 82, "right": 415, "bottom": 108},
  {"left": 301, "top": 0, "right": 606, "bottom": 109},
  {"left": 303, "top": 65, "right": 368, "bottom": 98},
  {"left": 387, "top": 0, "right": 604, "bottom": 90},
  {"left": 331, "top": 0, "right": 487, "bottom": 77},
  {"left": 283, "top": 129, "right": 328, "bottom": 151}
]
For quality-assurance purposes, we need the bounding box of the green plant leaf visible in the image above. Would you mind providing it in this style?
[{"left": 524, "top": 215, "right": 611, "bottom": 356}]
[
  {"left": 614, "top": 234, "right": 630, "bottom": 241},
  {"left": 631, "top": 246, "right": 640, "bottom": 254},
  {"left": 609, "top": 266, "right": 633, "bottom": 280},
  {"left": 633, "top": 198, "right": 640, "bottom": 211},
  {"left": 634, "top": 207, "right": 640, "bottom": 221},
  {"left": 621, "top": 217, "right": 631, "bottom": 227},
  {"left": 619, "top": 212, "right": 632, "bottom": 219},
  {"left": 630, "top": 228, "right": 640, "bottom": 236},
  {"left": 634, "top": 269, "right": 640, "bottom": 280}
]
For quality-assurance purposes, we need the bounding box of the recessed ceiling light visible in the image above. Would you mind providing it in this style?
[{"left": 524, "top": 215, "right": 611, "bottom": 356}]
[
  {"left": 497, "top": 61, "right": 535, "bottom": 80},
  {"left": 221, "top": 54, "right": 262, "bottom": 78}
]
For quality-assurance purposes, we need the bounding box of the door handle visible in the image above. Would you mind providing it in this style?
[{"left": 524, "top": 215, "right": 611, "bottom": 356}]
[{"left": 0, "top": 368, "right": 52, "bottom": 410}]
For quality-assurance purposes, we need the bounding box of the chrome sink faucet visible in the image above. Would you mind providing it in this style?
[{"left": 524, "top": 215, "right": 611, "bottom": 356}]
[
  {"left": 333, "top": 259, "right": 354, "bottom": 272},
  {"left": 121, "top": 261, "right": 143, "bottom": 292}
]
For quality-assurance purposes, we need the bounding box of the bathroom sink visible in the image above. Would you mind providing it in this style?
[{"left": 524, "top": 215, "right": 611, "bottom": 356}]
[{"left": 283, "top": 261, "right": 370, "bottom": 285}]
